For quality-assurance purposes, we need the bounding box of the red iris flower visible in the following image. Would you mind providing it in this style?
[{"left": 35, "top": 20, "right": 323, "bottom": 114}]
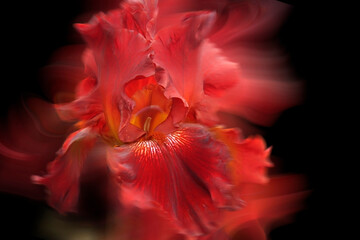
[{"left": 24, "top": 0, "right": 300, "bottom": 238}]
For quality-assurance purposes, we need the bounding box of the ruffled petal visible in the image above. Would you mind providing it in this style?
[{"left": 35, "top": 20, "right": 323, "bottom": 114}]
[
  {"left": 108, "top": 124, "right": 239, "bottom": 235},
  {"left": 152, "top": 11, "right": 216, "bottom": 108},
  {"left": 32, "top": 128, "right": 96, "bottom": 213}
]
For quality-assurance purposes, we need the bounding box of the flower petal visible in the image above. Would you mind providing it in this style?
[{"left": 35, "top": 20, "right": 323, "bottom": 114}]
[
  {"left": 55, "top": 92, "right": 103, "bottom": 125},
  {"left": 75, "top": 10, "right": 155, "bottom": 142},
  {"left": 108, "top": 124, "right": 239, "bottom": 235},
  {"left": 152, "top": 11, "right": 216, "bottom": 108},
  {"left": 121, "top": 0, "right": 158, "bottom": 39},
  {"left": 32, "top": 128, "right": 96, "bottom": 213}
]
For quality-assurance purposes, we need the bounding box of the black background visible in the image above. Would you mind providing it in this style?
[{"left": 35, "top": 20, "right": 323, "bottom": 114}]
[{"left": 1, "top": 0, "right": 338, "bottom": 239}]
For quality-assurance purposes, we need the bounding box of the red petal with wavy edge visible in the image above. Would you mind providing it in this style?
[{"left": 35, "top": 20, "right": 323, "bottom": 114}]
[
  {"left": 108, "top": 124, "right": 240, "bottom": 236},
  {"left": 152, "top": 11, "right": 216, "bottom": 108},
  {"left": 32, "top": 128, "right": 96, "bottom": 214}
]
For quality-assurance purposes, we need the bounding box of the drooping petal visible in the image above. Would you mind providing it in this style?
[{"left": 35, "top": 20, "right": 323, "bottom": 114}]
[
  {"left": 152, "top": 11, "right": 216, "bottom": 108},
  {"left": 213, "top": 127, "right": 273, "bottom": 185},
  {"left": 32, "top": 128, "right": 96, "bottom": 213},
  {"left": 107, "top": 124, "right": 239, "bottom": 235}
]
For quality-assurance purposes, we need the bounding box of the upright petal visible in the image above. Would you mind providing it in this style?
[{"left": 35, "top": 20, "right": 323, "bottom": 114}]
[
  {"left": 152, "top": 11, "right": 216, "bottom": 108},
  {"left": 75, "top": 11, "right": 155, "bottom": 141},
  {"left": 32, "top": 128, "right": 96, "bottom": 213},
  {"left": 108, "top": 124, "right": 239, "bottom": 235},
  {"left": 121, "top": 0, "right": 159, "bottom": 39}
]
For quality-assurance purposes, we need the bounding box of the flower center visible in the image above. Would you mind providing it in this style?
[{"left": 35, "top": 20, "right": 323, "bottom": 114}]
[
  {"left": 131, "top": 105, "right": 168, "bottom": 134},
  {"left": 126, "top": 77, "right": 172, "bottom": 136}
]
